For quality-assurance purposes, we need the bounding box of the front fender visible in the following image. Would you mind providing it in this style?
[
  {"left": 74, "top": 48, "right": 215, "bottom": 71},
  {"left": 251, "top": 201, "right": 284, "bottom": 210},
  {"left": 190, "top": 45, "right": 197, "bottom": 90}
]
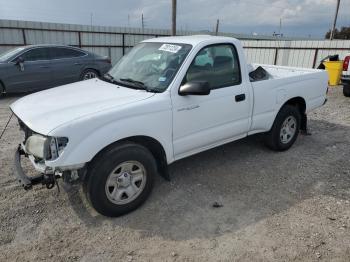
[{"left": 45, "top": 109, "right": 173, "bottom": 168}]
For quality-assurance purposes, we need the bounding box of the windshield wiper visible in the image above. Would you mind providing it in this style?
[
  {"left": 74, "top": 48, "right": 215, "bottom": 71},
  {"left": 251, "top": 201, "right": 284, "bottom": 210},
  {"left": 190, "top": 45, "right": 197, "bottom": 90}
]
[
  {"left": 101, "top": 73, "right": 119, "bottom": 85},
  {"left": 119, "top": 78, "right": 148, "bottom": 90},
  {"left": 119, "top": 78, "right": 162, "bottom": 93},
  {"left": 120, "top": 78, "right": 144, "bottom": 86}
]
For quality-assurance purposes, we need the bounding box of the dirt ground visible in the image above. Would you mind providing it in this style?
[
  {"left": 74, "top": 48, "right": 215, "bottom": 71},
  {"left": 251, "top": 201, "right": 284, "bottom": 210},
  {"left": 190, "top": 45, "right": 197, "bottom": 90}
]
[{"left": 0, "top": 87, "right": 349, "bottom": 262}]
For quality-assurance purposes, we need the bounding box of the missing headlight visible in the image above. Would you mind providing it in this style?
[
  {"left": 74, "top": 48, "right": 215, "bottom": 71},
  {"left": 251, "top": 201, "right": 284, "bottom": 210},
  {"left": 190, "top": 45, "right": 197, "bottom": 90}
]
[{"left": 46, "top": 137, "right": 69, "bottom": 160}]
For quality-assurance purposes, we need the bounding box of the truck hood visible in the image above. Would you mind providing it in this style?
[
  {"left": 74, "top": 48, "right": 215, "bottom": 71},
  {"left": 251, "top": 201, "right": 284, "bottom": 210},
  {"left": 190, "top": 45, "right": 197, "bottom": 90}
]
[{"left": 10, "top": 79, "right": 155, "bottom": 135}]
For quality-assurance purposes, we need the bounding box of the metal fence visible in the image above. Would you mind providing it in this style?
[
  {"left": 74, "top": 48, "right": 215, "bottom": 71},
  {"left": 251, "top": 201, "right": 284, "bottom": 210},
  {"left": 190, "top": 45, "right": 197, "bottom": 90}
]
[
  {"left": 241, "top": 40, "right": 350, "bottom": 68},
  {"left": 0, "top": 20, "right": 172, "bottom": 64},
  {"left": 0, "top": 19, "right": 349, "bottom": 68}
]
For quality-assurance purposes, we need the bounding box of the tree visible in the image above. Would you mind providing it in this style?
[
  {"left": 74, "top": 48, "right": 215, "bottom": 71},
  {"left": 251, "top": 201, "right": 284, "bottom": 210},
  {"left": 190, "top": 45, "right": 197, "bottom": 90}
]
[{"left": 325, "top": 26, "right": 350, "bottom": 39}]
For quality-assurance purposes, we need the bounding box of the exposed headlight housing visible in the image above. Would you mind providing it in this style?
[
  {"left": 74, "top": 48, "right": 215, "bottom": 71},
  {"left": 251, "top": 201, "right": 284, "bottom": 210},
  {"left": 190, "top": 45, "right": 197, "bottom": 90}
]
[
  {"left": 25, "top": 135, "right": 68, "bottom": 160},
  {"left": 25, "top": 134, "right": 47, "bottom": 159},
  {"left": 46, "top": 137, "right": 69, "bottom": 160}
]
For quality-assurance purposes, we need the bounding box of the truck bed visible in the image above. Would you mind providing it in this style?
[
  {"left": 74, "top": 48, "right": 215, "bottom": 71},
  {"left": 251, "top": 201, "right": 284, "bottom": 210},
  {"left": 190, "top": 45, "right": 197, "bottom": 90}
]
[
  {"left": 249, "top": 63, "right": 325, "bottom": 80},
  {"left": 247, "top": 63, "right": 328, "bottom": 135}
]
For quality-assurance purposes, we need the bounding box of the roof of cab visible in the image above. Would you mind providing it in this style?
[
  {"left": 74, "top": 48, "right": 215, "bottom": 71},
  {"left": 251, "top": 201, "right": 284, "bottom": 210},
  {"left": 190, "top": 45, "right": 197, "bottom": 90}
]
[{"left": 142, "top": 35, "right": 240, "bottom": 46}]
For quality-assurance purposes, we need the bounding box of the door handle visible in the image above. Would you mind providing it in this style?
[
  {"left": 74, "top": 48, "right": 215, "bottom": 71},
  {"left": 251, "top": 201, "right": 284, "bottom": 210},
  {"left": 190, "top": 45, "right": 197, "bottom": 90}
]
[
  {"left": 74, "top": 63, "right": 82, "bottom": 65},
  {"left": 39, "top": 66, "right": 49, "bottom": 68},
  {"left": 235, "top": 94, "right": 246, "bottom": 102}
]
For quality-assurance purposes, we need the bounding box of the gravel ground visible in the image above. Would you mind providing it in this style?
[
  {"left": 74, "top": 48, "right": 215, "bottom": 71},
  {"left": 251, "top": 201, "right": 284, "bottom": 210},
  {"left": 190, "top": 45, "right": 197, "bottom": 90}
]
[{"left": 0, "top": 87, "right": 349, "bottom": 261}]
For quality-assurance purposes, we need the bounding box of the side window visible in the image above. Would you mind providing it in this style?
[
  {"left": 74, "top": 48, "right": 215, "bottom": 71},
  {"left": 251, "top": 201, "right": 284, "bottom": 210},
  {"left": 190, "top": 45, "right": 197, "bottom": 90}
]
[
  {"left": 185, "top": 44, "right": 241, "bottom": 89},
  {"left": 21, "top": 48, "right": 50, "bottom": 61},
  {"left": 51, "top": 47, "right": 85, "bottom": 59}
]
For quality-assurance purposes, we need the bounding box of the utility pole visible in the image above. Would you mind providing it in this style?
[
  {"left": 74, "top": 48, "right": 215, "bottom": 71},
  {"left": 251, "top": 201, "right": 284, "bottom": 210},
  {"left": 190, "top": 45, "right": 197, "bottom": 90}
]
[
  {"left": 141, "top": 13, "right": 145, "bottom": 32},
  {"left": 330, "top": 0, "right": 340, "bottom": 40},
  {"left": 90, "top": 13, "right": 94, "bottom": 46},
  {"left": 215, "top": 19, "right": 220, "bottom": 35},
  {"left": 171, "top": 0, "right": 177, "bottom": 36},
  {"left": 279, "top": 18, "right": 282, "bottom": 35}
]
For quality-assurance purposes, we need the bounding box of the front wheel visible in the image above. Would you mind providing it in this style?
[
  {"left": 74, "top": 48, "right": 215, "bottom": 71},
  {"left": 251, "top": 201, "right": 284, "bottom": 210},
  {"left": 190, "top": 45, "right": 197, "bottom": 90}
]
[
  {"left": 84, "top": 142, "right": 157, "bottom": 217},
  {"left": 265, "top": 105, "right": 301, "bottom": 151}
]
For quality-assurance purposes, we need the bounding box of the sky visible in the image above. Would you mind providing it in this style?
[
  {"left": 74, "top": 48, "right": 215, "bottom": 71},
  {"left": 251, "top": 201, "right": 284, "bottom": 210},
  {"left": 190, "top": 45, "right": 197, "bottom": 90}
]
[{"left": 0, "top": 0, "right": 349, "bottom": 38}]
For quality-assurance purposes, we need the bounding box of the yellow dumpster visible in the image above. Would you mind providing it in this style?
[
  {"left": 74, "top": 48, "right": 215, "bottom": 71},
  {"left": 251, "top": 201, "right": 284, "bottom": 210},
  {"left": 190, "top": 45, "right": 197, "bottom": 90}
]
[{"left": 323, "top": 61, "right": 343, "bottom": 86}]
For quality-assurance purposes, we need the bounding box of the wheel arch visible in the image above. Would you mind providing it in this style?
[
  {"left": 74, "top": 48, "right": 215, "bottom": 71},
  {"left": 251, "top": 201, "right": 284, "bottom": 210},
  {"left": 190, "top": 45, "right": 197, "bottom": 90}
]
[
  {"left": 263, "top": 96, "right": 306, "bottom": 133},
  {"left": 89, "top": 135, "right": 170, "bottom": 181},
  {"left": 282, "top": 96, "right": 306, "bottom": 116},
  {"left": 274, "top": 96, "right": 307, "bottom": 132}
]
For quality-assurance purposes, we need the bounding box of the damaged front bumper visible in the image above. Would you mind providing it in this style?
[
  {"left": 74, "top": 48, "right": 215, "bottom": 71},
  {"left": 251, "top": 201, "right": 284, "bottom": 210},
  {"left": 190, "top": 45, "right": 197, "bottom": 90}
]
[
  {"left": 14, "top": 144, "right": 85, "bottom": 190},
  {"left": 14, "top": 145, "right": 57, "bottom": 190}
]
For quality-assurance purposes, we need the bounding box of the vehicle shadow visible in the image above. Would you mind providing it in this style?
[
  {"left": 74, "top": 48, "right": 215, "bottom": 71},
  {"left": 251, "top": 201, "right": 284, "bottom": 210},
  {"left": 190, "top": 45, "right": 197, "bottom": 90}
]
[{"left": 66, "top": 119, "right": 350, "bottom": 241}]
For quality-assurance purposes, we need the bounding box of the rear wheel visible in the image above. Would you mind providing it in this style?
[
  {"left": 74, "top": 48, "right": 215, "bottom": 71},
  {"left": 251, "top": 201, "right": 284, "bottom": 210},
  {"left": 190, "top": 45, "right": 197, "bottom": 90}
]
[
  {"left": 80, "top": 69, "right": 98, "bottom": 81},
  {"left": 265, "top": 105, "right": 301, "bottom": 151},
  {"left": 343, "top": 84, "right": 350, "bottom": 97},
  {"left": 84, "top": 142, "right": 157, "bottom": 217}
]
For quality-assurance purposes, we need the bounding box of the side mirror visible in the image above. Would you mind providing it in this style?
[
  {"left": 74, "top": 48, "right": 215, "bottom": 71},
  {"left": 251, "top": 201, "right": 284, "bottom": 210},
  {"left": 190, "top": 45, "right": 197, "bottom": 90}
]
[
  {"left": 179, "top": 81, "right": 210, "bottom": 96},
  {"left": 15, "top": 56, "right": 24, "bottom": 71},
  {"left": 16, "top": 56, "right": 24, "bottom": 64}
]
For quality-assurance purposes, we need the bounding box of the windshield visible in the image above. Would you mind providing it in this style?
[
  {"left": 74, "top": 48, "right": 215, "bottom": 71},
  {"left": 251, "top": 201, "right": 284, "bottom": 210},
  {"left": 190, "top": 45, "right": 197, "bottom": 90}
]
[
  {"left": 0, "top": 47, "right": 25, "bottom": 62},
  {"left": 107, "top": 42, "right": 192, "bottom": 92}
]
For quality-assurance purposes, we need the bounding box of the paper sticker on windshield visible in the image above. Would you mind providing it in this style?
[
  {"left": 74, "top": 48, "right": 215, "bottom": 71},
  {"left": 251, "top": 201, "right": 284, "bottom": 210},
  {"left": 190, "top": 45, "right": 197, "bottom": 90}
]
[
  {"left": 159, "top": 44, "right": 182, "bottom": 53},
  {"left": 158, "top": 76, "right": 167, "bottom": 82}
]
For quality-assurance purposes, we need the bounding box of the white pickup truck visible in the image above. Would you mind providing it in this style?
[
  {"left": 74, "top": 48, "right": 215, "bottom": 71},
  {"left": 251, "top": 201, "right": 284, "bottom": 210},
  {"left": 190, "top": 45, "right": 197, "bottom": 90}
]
[{"left": 11, "top": 35, "right": 328, "bottom": 216}]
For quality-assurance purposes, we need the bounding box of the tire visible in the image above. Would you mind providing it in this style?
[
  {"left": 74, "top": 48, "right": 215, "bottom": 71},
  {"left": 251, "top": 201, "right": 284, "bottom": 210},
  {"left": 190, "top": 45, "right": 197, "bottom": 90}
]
[
  {"left": 80, "top": 69, "right": 98, "bottom": 81},
  {"left": 343, "top": 85, "right": 350, "bottom": 97},
  {"left": 265, "top": 105, "right": 301, "bottom": 151},
  {"left": 84, "top": 142, "right": 157, "bottom": 217},
  {"left": 0, "top": 82, "right": 5, "bottom": 98}
]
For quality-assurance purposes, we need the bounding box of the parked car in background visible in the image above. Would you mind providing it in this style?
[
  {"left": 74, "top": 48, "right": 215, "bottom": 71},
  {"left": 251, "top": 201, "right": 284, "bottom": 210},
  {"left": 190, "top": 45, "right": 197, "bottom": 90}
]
[
  {"left": 341, "top": 53, "right": 350, "bottom": 97},
  {"left": 0, "top": 44, "right": 111, "bottom": 96}
]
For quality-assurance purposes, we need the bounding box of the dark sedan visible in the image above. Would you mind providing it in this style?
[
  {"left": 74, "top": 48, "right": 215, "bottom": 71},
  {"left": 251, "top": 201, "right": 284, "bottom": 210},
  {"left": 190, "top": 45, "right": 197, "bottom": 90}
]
[{"left": 0, "top": 45, "right": 112, "bottom": 95}]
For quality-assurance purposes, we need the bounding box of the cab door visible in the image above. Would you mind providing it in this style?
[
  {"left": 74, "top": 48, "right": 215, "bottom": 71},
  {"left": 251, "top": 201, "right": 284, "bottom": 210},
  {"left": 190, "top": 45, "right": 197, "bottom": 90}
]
[{"left": 171, "top": 43, "right": 250, "bottom": 159}]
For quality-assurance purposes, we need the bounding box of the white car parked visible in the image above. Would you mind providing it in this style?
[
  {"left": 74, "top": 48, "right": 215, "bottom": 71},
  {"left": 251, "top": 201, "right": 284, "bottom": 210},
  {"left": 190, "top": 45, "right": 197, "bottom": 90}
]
[
  {"left": 11, "top": 35, "right": 328, "bottom": 216},
  {"left": 341, "top": 53, "right": 350, "bottom": 96}
]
